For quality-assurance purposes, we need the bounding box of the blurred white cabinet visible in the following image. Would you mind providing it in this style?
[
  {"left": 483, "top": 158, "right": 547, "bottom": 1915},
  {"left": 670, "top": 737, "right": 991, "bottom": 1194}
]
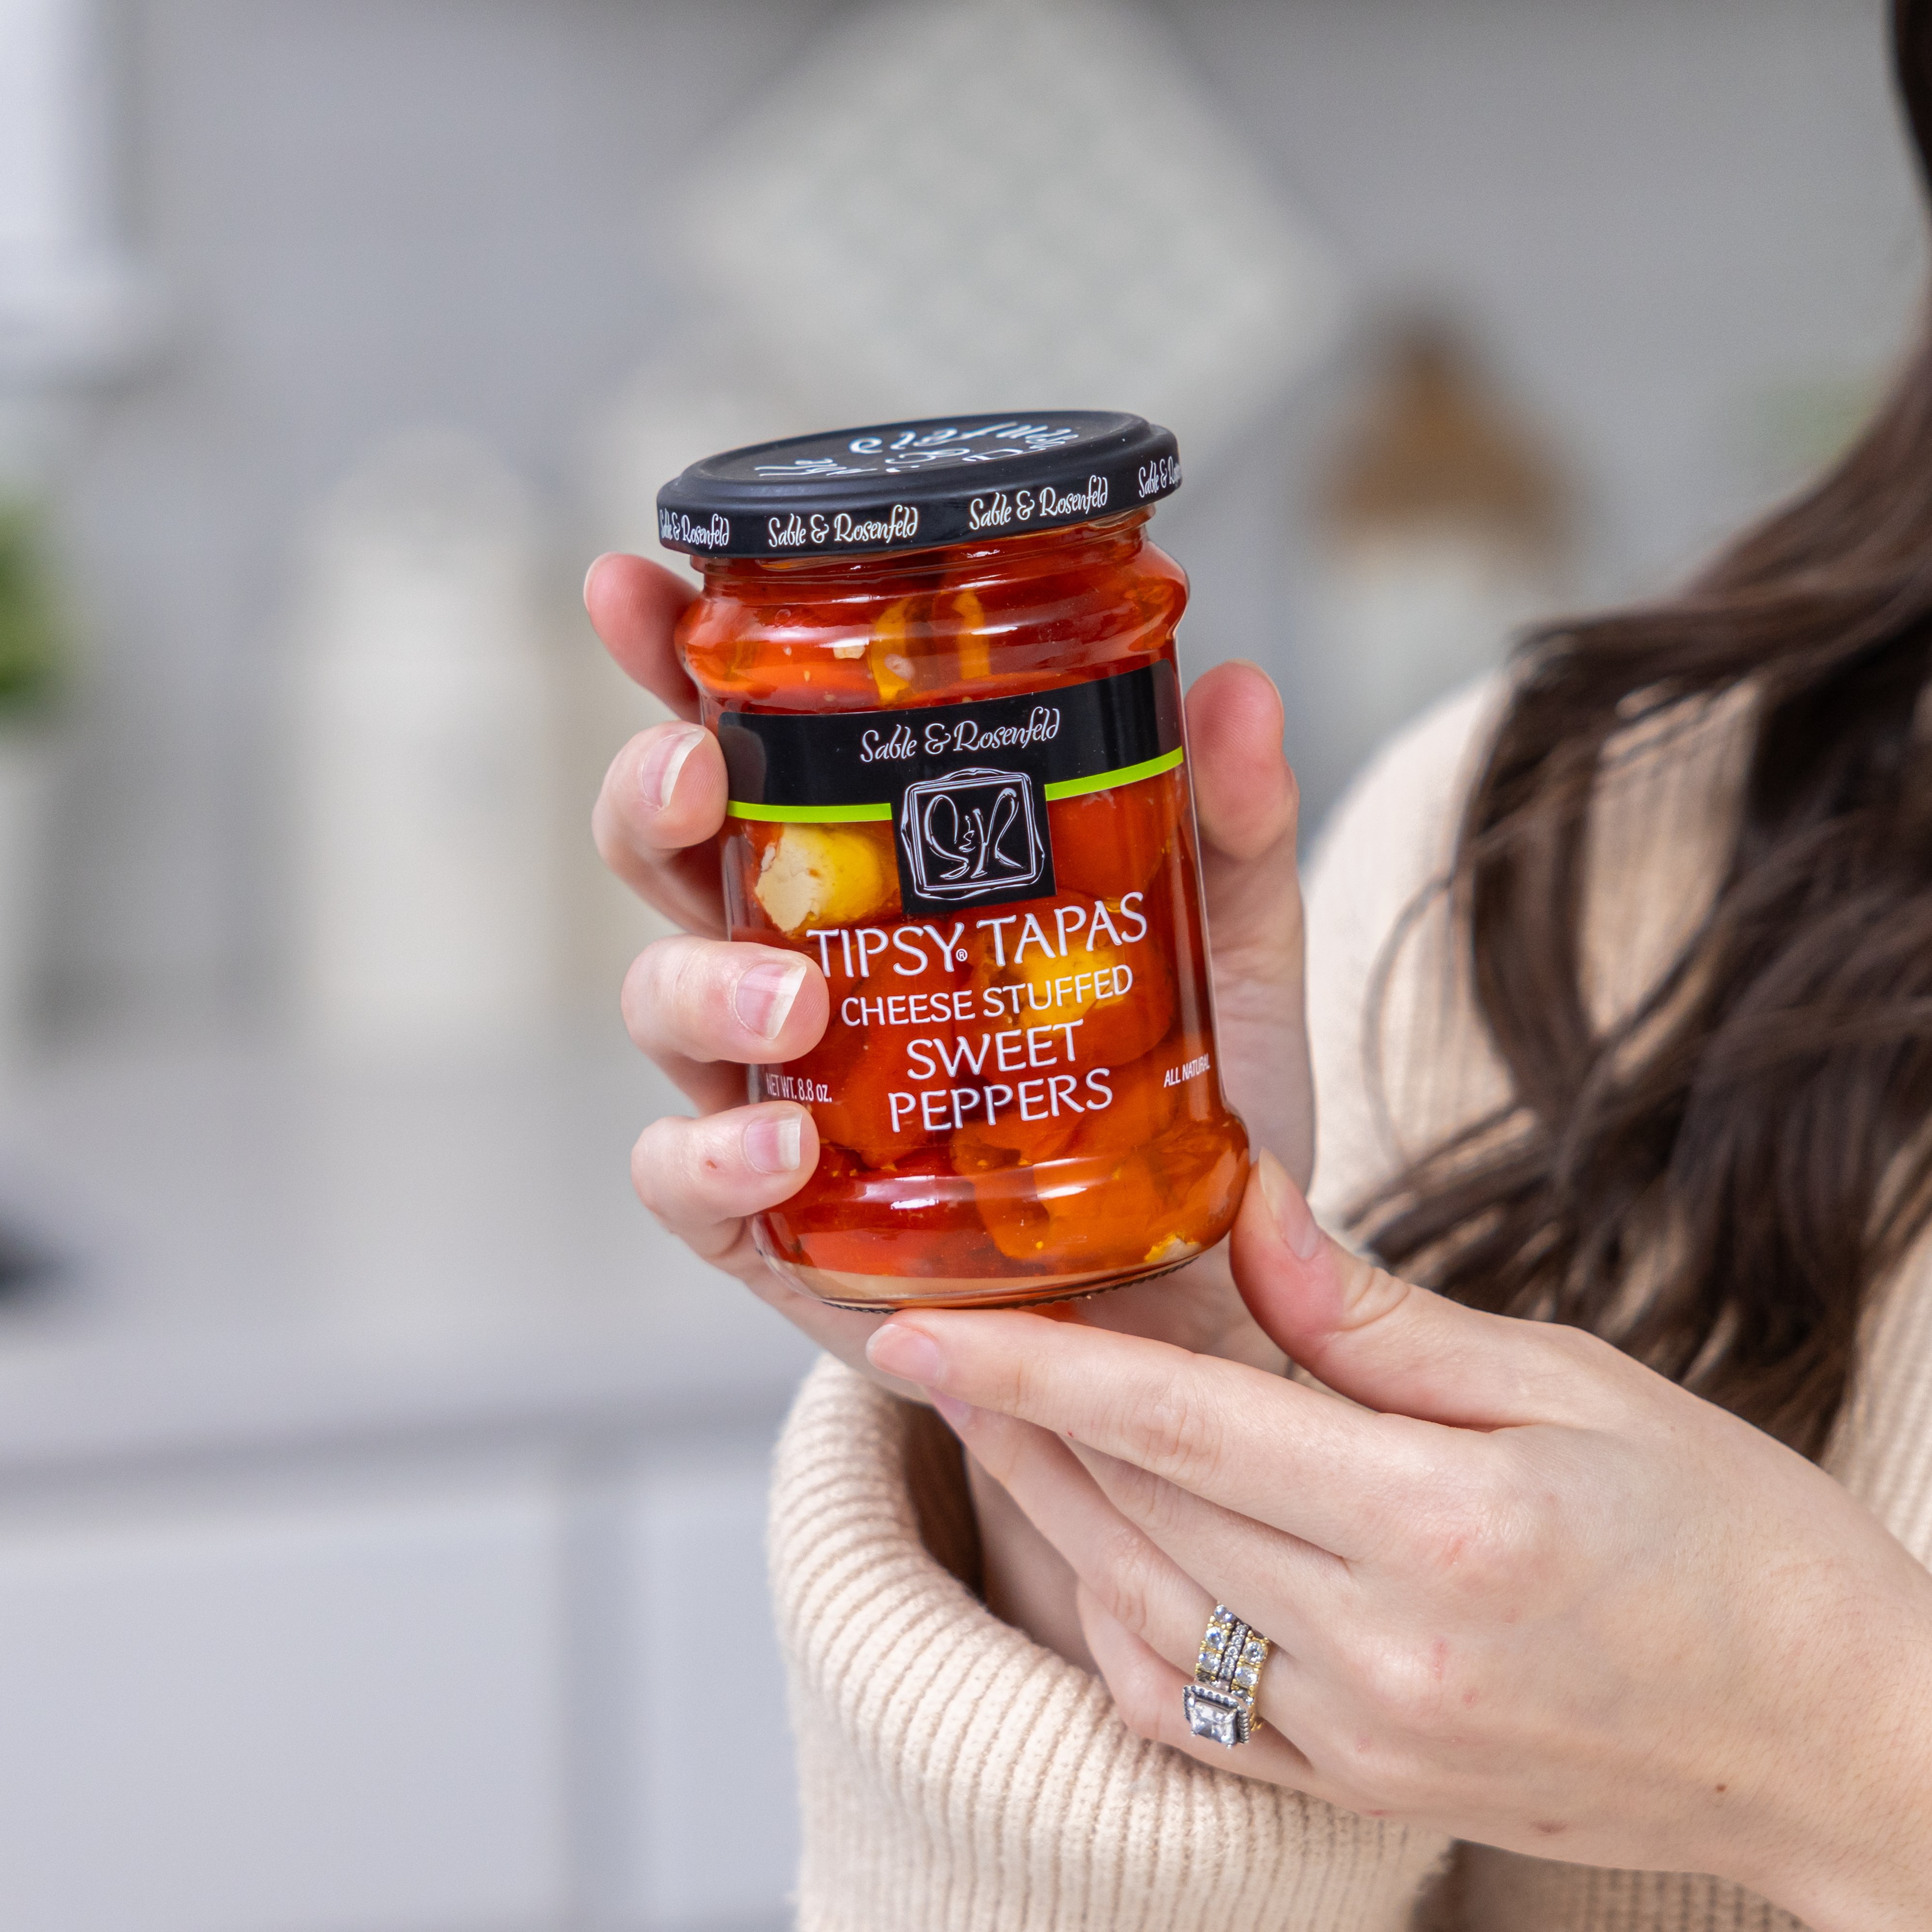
[
  {"left": 604, "top": 1448, "right": 799, "bottom": 1930},
  {"left": 0, "top": 1444, "right": 796, "bottom": 1932},
  {"left": 0, "top": 1465, "right": 573, "bottom": 1932}
]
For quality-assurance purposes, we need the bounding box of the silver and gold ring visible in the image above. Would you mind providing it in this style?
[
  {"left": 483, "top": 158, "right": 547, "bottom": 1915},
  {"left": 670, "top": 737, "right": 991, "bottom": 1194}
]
[{"left": 1182, "top": 1604, "right": 1270, "bottom": 1747}]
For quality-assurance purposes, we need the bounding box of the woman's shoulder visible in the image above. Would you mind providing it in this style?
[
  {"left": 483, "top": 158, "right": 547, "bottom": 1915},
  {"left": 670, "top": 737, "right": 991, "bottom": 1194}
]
[
  {"left": 1304, "top": 676, "right": 1507, "bottom": 937},
  {"left": 1303, "top": 677, "right": 1511, "bottom": 1222}
]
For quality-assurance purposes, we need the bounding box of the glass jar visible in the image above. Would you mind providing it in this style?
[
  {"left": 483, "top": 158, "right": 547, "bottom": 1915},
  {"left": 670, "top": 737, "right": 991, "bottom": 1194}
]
[{"left": 658, "top": 412, "right": 1248, "bottom": 1309}]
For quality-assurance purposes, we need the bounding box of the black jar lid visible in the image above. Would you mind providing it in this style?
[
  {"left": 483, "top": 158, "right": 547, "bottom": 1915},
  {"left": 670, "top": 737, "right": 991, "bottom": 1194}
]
[{"left": 655, "top": 410, "right": 1181, "bottom": 560}]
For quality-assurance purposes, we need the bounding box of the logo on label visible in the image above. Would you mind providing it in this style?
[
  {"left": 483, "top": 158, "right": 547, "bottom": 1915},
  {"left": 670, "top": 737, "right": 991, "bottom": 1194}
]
[{"left": 898, "top": 767, "right": 1048, "bottom": 903}]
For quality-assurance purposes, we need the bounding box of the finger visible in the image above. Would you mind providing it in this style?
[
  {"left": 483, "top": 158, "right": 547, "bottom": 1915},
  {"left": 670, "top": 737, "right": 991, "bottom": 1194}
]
[
  {"left": 592, "top": 721, "right": 730, "bottom": 935},
  {"left": 1083, "top": 1246, "right": 1287, "bottom": 1376},
  {"left": 1240, "top": 1150, "right": 1636, "bottom": 1430},
  {"left": 652, "top": 1053, "right": 751, "bottom": 1119},
  {"left": 629, "top": 1111, "right": 938, "bottom": 1402},
  {"left": 943, "top": 1402, "right": 1221, "bottom": 1668},
  {"left": 867, "top": 1305, "right": 1419, "bottom": 1557},
  {"left": 1186, "top": 662, "right": 1311, "bottom": 1185},
  {"left": 1062, "top": 1437, "right": 1350, "bottom": 1663},
  {"left": 631, "top": 1103, "right": 818, "bottom": 1269},
  {"left": 1187, "top": 660, "right": 1297, "bottom": 872},
  {"left": 621, "top": 936, "right": 830, "bottom": 1080},
  {"left": 584, "top": 552, "right": 701, "bottom": 719},
  {"left": 951, "top": 1393, "right": 1326, "bottom": 1762},
  {"left": 952, "top": 1400, "right": 1344, "bottom": 1676},
  {"left": 1076, "top": 1586, "right": 1319, "bottom": 1787},
  {"left": 731, "top": 1269, "right": 933, "bottom": 1406}
]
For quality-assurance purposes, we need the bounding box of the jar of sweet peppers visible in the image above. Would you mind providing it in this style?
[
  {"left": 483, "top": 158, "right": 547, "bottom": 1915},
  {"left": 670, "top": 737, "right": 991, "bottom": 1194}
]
[{"left": 659, "top": 412, "right": 1248, "bottom": 1310}]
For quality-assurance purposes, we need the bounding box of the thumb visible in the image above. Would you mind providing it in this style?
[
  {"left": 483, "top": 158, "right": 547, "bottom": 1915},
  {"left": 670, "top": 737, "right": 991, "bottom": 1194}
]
[
  {"left": 1187, "top": 660, "right": 1313, "bottom": 1189},
  {"left": 1234, "top": 1151, "right": 1607, "bottom": 1428}
]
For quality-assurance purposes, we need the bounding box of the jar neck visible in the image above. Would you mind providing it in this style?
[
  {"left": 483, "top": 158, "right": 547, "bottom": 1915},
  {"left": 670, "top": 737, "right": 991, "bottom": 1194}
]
[{"left": 697, "top": 507, "right": 1155, "bottom": 594}]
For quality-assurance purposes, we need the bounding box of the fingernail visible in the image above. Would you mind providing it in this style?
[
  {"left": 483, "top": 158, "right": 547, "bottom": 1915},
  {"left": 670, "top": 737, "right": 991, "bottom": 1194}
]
[
  {"left": 743, "top": 1110, "right": 803, "bottom": 1174},
  {"left": 641, "top": 724, "right": 707, "bottom": 811},
  {"left": 583, "top": 551, "right": 616, "bottom": 609},
  {"left": 867, "top": 1322, "right": 944, "bottom": 1384},
  {"left": 930, "top": 1392, "right": 975, "bottom": 1433},
  {"left": 735, "top": 956, "right": 808, "bottom": 1038},
  {"left": 1256, "top": 1149, "right": 1322, "bottom": 1260}
]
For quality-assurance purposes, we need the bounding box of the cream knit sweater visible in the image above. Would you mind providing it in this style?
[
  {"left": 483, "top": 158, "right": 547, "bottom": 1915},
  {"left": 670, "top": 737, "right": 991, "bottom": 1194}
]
[{"left": 766, "top": 682, "right": 1932, "bottom": 1931}]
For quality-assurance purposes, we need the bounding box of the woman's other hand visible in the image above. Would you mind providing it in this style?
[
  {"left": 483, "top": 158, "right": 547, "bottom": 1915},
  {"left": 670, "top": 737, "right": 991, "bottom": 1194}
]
[
  {"left": 865, "top": 1153, "right": 1932, "bottom": 1932},
  {"left": 586, "top": 550, "right": 1310, "bottom": 1387}
]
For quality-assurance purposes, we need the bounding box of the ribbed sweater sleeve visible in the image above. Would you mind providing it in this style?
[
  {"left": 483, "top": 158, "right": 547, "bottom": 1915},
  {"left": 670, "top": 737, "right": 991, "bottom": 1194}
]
[{"left": 768, "top": 1358, "right": 1451, "bottom": 1931}]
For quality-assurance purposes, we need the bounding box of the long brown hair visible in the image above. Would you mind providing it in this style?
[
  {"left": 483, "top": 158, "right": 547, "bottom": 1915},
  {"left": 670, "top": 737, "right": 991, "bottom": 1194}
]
[{"left": 1365, "top": 0, "right": 1932, "bottom": 1460}]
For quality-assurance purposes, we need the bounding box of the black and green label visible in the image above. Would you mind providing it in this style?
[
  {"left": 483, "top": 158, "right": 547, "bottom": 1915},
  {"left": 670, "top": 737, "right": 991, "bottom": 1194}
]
[{"left": 719, "top": 661, "right": 1182, "bottom": 917}]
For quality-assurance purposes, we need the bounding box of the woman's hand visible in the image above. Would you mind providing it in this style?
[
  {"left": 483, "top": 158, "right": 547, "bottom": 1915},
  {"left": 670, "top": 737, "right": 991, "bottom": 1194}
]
[
  {"left": 864, "top": 1152, "right": 1932, "bottom": 1932},
  {"left": 587, "top": 549, "right": 1309, "bottom": 1392}
]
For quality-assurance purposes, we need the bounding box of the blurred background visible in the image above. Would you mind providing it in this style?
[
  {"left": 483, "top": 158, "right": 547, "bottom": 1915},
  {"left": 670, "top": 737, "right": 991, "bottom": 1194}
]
[{"left": 0, "top": 1, "right": 1920, "bottom": 1928}]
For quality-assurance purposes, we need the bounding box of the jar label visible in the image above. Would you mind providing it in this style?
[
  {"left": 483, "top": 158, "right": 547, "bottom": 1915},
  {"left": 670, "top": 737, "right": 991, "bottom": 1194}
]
[{"left": 720, "top": 661, "right": 1181, "bottom": 916}]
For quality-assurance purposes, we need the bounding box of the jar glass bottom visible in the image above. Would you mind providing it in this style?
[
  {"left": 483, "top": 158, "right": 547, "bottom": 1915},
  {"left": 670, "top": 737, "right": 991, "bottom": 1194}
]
[
  {"left": 776, "top": 1250, "right": 1204, "bottom": 1312},
  {"left": 754, "top": 1125, "right": 1247, "bottom": 1312}
]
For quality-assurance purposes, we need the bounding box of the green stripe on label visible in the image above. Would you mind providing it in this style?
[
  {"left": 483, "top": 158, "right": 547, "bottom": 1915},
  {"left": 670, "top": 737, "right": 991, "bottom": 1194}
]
[
  {"left": 725, "top": 800, "right": 895, "bottom": 824},
  {"left": 728, "top": 746, "right": 1183, "bottom": 822},
  {"left": 1042, "top": 746, "right": 1185, "bottom": 801}
]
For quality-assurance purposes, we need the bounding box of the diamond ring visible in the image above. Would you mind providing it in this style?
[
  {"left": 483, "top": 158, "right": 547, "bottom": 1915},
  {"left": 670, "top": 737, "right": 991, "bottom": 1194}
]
[{"left": 1182, "top": 1604, "right": 1270, "bottom": 1747}]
